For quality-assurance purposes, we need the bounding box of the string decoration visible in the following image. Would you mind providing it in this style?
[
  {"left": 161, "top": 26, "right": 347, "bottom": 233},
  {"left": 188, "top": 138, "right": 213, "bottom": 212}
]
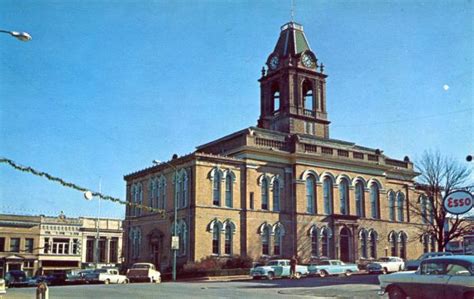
[{"left": 0, "top": 157, "right": 165, "bottom": 216}]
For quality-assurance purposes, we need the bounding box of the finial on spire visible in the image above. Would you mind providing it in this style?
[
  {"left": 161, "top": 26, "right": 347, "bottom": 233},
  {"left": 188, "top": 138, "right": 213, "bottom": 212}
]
[
  {"left": 261, "top": 66, "right": 266, "bottom": 77},
  {"left": 320, "top": 63, "right": 325, "bottom": 73},
  {"left": 290, "top": 0, "right": 295, "bottom": 22}
]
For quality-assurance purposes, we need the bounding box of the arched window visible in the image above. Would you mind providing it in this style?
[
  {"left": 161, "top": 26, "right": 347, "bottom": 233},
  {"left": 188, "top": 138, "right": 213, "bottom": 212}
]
[
  {"left": 176, "top": 175, "right": 182, "bottom": 208},
  {"left": 321, "top": 228, "right": 331, "bottom": 257},
  {"left": 225, "top": 173, "right": 233, "bottom": 208},
  {"left": 389, "top": 232, "right": 397, "bottom": 256},
  {"left": 369, "top": 230, "right": 377, "bottom": 259},
  {"left": 135, "top": 183, "right": 143, "bottom": 216},
  {"left": 273, "top": 179, "right": 281, "bottom": 212},
  {"left": 262, "top": 226, "right": 270, "bottom": 255},
  {"left": 159, "top": 176, "right": 166, "bottom": 209},
  {"left": 178, "top": 221, "right": 187, "bottom": 256},
  {"left": 306, "top": 175, "right": 316, "bottom": 214},
  {"left": 399, "top": 232, "right": 407, "bottom": 259},
  {"left": 225, "top": 225, "right": 232, "bottom": 255},
  {"left": 131, "top": 228, "right": 141, "bottom": 258},
  {"left": 428, "top": 197, "right": 435, "bottom": 224},
  {"left": 273, "top": 90, "right": 280, "bottom": 112},
  {"left": 420, "top": 196, "right": 427, "bottom": 224},
  {"left": 355, "top": 181, "right": 365, "bottom": 217},
  {"left": 311, "top": 227, "right": 319, "bottom": 257},
  {"left": 303, "top": 81, "right": 313, "bottom": 111},
  {"left": 213, "top": 170, "right": 221, "bottom": 206},
  {"left": 212, "top": 222, "right": 220, "bottom": 255},
  {"left": 397, "top": 193, "right": 405, "bottom": 222},
  {"left": 261, "top": 177, "right": 269, "bottom": 210},
  {"left": 323, "top": 177, "right": 333, "bottom": 215},
  {"left": 370, "top": 183, "right": 379, "bottom": 219},
  {"left": 339, "top": 178, "right": 349, "bottom": 215},
  {"left": 360, "top": 230, "right": 368, "bottom": 259},
  {"left": 180, "top": 172, "right": 188, "bottom": 208},
  {"left": 388, "top": 192, "right": 396, "bottom": 221},
  {"left": 148, "top": 179, "right": 154, "bottom": 208},
  {"left": 274, "top": 226, "right": 282, "bottom": 256}
]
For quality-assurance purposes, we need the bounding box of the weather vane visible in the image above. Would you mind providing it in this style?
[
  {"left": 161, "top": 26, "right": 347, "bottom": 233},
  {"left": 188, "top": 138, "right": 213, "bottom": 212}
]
[{"left": 291, "top": 0, "right": 295, "bottom": 22}]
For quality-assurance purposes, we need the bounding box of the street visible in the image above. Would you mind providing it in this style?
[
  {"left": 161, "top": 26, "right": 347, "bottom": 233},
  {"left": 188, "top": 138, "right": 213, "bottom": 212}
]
[{"left": 4, "top": 274, "right": 386, "bottom": 299}]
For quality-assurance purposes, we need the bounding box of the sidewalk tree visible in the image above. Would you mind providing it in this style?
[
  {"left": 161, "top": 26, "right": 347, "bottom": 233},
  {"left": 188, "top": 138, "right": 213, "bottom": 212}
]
[{"left": 411, "top": 151, "right": 473, "bottom": 251}]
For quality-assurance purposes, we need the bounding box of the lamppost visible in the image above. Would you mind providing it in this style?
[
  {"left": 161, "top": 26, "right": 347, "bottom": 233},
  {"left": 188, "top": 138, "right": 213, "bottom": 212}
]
[
  {"left": 0, "top": 29, "right": 32, "bottom": 41},
  {"left": 153, "top": 159, "right": 178, "bottom": 281},
  {"left": 84, "top": 182, "right": 101, "bottom": 269}
]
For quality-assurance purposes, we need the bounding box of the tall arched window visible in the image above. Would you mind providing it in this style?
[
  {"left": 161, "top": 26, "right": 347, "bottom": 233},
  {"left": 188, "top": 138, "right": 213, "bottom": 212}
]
[
  {"left": 306, "top": 175, "right": 316, "bottom": 214},
  {"left": 180, "top": 172, "right": 188, "bottom": 208},
  {"left": 224, "top": 225, "right": 232, "bottom": 255},
  {"left": 360, "top": 230, "right": 368, "bottom": 259},
  {"left": 178, "top": 221, "right": 187, "bottom": 256},
  {"left": 274, "top": 226, "right": 282, "bottom": 256},
  {"left": 212, "top": 222, "right": 220, "bottom": 255},
  {"left": 311, "top": 227, "right": 319, "bottom": 257},
  {"left": 273, "top": 90, "right": 280, "bottom": 112},
  {"left": 261, "top": 177, "right": 269, "bottom": 210},
  {"left": 273, "top": 179, "right": 281, "bottom": 212},
  {"left": 397, "top": 193, "right": 405, "bottom": 222},
  {"left": 225, "top": 173, "right": 233, "bottom": 208},
  {"left": 213, "top": 171, "right": 221, "bottom": 206},
  {"left": 262, "top": 226, "right": 270, "bottom": 255},
  {"left": 388, "top": 192, "right": 395, "bottom": 221},
  {"left": 159, "top": 177, "right": 166, "bottom": 209},
  {"left": 321, "top": 228, "right": 330, "bottom": 257},
  {"left": 355, "top": 181, "right": 365, "bottom": 217},
  {"left": 148, "top": 179, "right": 154, "bottom": 208},
  {"left": 399, "top": 232, "right": 407, "bottom": 259},
  {"left": 389, "top": 232, "right": 397, "bottom": 256},
  {"left": 303, "top": 81, "right": 313, "bottom": 111},
  {"left": 339, "top": 178, "right": 349, "bottom": 215},
  {"left": 323, "top": 177, "right": 333, "bottom": 215},
  {"left": 176, "top": 175, "right": 182, "bottom": 208},
  {"left": 369, "top": 230, "right": 377, "bottom": 259},
  {"left": 370, "top": 183, "right": 379, "bottom": 219}
]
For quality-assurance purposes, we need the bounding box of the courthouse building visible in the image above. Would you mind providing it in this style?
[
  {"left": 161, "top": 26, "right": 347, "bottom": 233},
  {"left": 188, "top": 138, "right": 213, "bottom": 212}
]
[{"left": 123, "top": 22, "right": 434, "bottom": 271}]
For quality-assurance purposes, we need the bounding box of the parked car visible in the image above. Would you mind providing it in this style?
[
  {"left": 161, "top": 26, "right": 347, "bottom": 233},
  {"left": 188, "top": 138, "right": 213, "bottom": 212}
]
[
  {"left": 126, "top": 263, "right": 161, "bottom": 283},
  {"left": 307, "top": 260, "right": 359, "bottom": 277},
  {"left": 249, "top": 259, "right": 309, "bottom": 280},
  {"left": 42, "top": 271, "right": 67, "bottom": 286},
  {"left": 84, "top": 268, "right": 129, "bottom": 284},
  {"left": 367, "top": 256, "right": 405, "bottom": 274},
  {"left": 378, "top": 255, "right": 474, "bottom": 299},
  {"left": 4, "top": 270, "right": 28, "bottom": 288},
  {"left": 405, "top": 252, "right": 453, "bottom": 271}
]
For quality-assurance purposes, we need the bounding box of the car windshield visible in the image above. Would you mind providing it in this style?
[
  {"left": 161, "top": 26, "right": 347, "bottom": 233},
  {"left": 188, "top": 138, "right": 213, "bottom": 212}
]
[
  {"left": 267, "top": 261, "right": 279, "bottom": 266},
  {"left": 378, "top": 258, "right": 390, "bottom": 262},
  {"left": 94, "top": 269, "right": 107, "bottom": 273},
  {"left": 132, "top": 264, "right": 150, "bottom": 269}
]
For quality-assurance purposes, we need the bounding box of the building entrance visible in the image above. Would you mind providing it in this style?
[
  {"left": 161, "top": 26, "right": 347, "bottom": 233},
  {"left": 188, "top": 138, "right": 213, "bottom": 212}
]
[{"left": 340, "top": 227, "right": 351, "bottom": 262}]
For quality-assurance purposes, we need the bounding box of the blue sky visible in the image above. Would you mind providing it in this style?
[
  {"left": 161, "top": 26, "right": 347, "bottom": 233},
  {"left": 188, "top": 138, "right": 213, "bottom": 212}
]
[{"left": 1, "top": 0, "right": 472, "bottom": 219}]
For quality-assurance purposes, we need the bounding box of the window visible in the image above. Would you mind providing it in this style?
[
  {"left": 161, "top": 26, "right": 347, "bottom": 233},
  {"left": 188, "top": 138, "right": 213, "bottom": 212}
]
[
  {"left": 110, "top": 238, "right": 118, "bottom": 263},
  {"left": 52, "top": 238, "right": 70, "bottom": 254},
  {"left": 397, "top": 193, "right": 405, "bottom": 222},
  {"left": 370, "top": 183, "right": 380, "bottom": 219},
  {"left": 303, "top": 81, "right": 313, "bottom": 111},
  {"left": 274, "top": 226, "right": 282, "bottom": 256},
  {"left": 420, "top": 195, "right": 427, "bottom": 224},
  {"left": 0, "top": 237, "right": 5, "bottom": 252},
  {"left": 311, "top": 228, "right": 319, "bottom": 257},
  {"left": 273, "top": 179, "right": 281, "bottom": 212},
  {"left": 86, "top": 238, "right": 94, "bottom": 262},
  {"left": 369, "top": 230, "right": 377, "bottom": 259},
  {"left": 212, "top": 222, "right": 220, "bottom": 255},
  {"left": 339, "top": 178, "right": 349, "bottom": 215},
  {"left": 213, "top": 170, "right": 221, "bottom": 206},
  {"left": 225, "top": 225, "right": 232, "bottom": 255},
  {"left": 180, "top": 171, "right": 188, "bottom": 208},
  {"left": 261, "top": 177, "right": 269, "bottom": 210},
  {"left": 360, "top": 230, "right": 368, "bottom": 259},
  {"left": 273, "top": 90, "right": 280, "bottom": 112},
  {"left": 249, "top": 192, "right": 254, "bottom": 210},
  {"left": 25, "top": 238, "right": 34, "bottom": 253},
  {"left": 388, "top": 192, "right": 395, "bottom": 221},
  {"left": 355, "top": 182, "right": 365, "bottom": 217},
  {"left": 430, "top": 235, "right": 436, "bottom": 252},
  {"left": 160, "top": 177, "right": 166, "bottom": 209},
  {"left": 262, "top": 226, "right": 270, "bottom": 255},
  {"left": 306, "top": 175, "right": 316, "bottom": 214},
  {"left": 99, "top": 238, "right": 106, "bottom": 262},
  {"left": 389, "top": 232, "right": 397, "bottom": 256},
  {"left": 10, "top": 238, "right": 20, "bottom": 252},
  {"left": 44, "top": 238, "right": 50, "bottom": 254},
  {"left": 323, "top": 177, "right": 333, "bottom": 214},
  {"left": 130, "top": 228, "right": 141, "bottom": 259},
  {"left": 148, "top": 179, "right": 155, "bottom": 208},
  {"left": 321, "top": 228, "right": 330, "bottom": 257},
  {"left": 421, "top": 261, "right": 445, "bottom": 275},
  {"left": 178, "top": 221, "right": 187, "bottom": 256},
  {"left": 399, "top": 232, "right": 407, "bottom": 259},
  {"left": 225, "top": 173, "right": 233, "bottom": 208}
]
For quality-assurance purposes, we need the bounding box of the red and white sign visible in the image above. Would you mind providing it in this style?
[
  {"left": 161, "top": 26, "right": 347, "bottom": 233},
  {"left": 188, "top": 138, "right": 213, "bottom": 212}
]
[{"left": 443, "top": 190, "right": 473, "bottom": 215}]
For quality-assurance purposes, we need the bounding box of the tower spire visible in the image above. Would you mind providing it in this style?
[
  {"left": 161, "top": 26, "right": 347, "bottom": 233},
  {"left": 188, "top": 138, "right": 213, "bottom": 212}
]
[{"left": 290, "top": 0, "right": 295, "bottom": 22}]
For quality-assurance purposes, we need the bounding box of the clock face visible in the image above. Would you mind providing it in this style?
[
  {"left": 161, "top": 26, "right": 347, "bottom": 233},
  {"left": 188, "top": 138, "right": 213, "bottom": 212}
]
[
  {"left": 301, "top": 53, "right": 314, "bottom": 68},
  {"left": 269, "top": 55, "right": 279, "bottom": 70}
]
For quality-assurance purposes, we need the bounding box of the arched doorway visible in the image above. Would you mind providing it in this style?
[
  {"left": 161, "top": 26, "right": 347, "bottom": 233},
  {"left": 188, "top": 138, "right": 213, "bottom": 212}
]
[
  {"left": 148, "top": 230, "right": 163, "bottom": 270},
  {"left": 339, "top": 227, "right": 351, "bottom": 262}
]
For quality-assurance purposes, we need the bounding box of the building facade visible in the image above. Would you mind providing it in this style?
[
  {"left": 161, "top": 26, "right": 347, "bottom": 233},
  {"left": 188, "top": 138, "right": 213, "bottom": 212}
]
[
  {"left": 123, "top": 22, "right": 436, "bottom": 272},
  {"left": 0, "top": 213, "right": 123, "bottom": 277}
]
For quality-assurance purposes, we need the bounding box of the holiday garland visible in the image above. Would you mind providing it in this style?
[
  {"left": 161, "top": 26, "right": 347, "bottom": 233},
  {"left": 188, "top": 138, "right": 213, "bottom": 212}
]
[{"left": 0, "top": 157, "right": 165, "bottom": 215}]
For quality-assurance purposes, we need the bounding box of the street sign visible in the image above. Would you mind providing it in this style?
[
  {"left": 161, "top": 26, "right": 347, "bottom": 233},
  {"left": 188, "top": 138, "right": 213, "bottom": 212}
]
[
  {"left": 443, "top": 190, "right": 473, "bottom": 215},
  {"left": 171, "top": 236, "right": 180, "bottom": 250}
]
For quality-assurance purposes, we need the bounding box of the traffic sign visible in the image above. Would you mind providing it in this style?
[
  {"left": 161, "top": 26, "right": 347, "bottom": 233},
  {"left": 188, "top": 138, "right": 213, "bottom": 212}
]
[{"left": 443, "top": 190, "right": 473, "bottom": 215}]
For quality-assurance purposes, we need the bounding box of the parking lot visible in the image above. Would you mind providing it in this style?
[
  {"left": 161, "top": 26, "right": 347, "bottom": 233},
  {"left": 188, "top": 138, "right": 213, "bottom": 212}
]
[{"left": 4, "top": 274, "right": 386, "bottom": 299}]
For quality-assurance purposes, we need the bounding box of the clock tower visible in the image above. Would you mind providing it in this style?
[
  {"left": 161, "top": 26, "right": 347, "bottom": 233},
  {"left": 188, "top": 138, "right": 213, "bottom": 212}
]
[{"left": 258, "top": 22, "right": 330, "bottom": 138}]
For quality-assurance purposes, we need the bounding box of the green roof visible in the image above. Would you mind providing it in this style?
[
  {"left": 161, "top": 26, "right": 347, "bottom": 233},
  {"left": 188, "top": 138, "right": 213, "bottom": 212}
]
[{"left": 273, "top": 22, "right": 311, "bottom": 57}]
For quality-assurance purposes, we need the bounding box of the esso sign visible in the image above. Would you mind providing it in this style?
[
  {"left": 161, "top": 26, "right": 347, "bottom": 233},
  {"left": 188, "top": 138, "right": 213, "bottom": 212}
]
[{"left": 443, "top": 190, "right": 473, "bottom": 215}]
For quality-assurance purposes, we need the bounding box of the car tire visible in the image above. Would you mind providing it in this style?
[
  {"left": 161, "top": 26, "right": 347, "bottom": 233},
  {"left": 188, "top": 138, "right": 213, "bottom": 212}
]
[
  {"left": 294, "top": 272, "right": 302, "bottom": 279},
  {"left": 267, "top": 272, "right": 275, "bottom": 280},
  {"left": 104, "top": 279, "right": 110, "bottom": 285},
  {"left": 464, "top": 292, "right": 474, "bottom": 299},
  {"left": 345, "top": 270, "right": 352, "bottom": 277},
  {"left": 382, "top": 268, "right": 388, "bottom": 274},
  {"left": 388, "top": 286, "right": 407, "bottom": 299},
  {"left": 319, "top": 270, "right": 328, "bottom": 278},
  {"left": 123, "top": 279, "right": 129, "bottom": 284}
]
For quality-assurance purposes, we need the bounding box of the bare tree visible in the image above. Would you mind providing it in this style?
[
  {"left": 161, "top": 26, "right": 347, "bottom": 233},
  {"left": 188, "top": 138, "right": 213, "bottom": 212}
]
[{"left": 410, "top": 151, "right": 473, "bottom": 251}]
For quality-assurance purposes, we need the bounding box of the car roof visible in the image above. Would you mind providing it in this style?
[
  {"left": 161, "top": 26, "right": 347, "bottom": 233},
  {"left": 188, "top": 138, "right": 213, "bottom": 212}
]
[{"left": 425, "top": 255, "right": 474, "bottom": 263}]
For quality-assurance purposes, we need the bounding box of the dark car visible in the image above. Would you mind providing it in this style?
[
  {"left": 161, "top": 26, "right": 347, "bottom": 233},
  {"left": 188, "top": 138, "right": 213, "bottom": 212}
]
[
  {"left": 379, "top": 255, "right": 474, "bottom": 299},
  {"left": 42, "top": 272, "right": 67, "bottom": 286},
  {"left": 4, "top": 270, "right": 28, "bottom": 287},
  {"left": 405, "top": 252, "right": 453, "bottom": 271}
]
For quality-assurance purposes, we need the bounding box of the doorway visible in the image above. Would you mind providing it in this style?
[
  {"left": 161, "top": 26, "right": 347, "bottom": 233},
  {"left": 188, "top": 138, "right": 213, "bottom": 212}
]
[{"left": 340, "top": 227, "right": 351, "bottom": 262}]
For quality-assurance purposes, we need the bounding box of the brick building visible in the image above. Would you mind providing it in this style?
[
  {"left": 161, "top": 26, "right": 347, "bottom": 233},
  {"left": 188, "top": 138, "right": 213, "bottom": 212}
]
[{"left": 123, "top": 22, "right": 433, "bottom": 272}]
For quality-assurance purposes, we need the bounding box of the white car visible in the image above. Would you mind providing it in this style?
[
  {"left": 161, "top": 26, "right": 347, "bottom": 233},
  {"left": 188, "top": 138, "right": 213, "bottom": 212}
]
[
  {"left": 367, "top": 256, "right": 405, "bottom": 274},
  {"left": 84, "top": 268, "right": 129, "bottom": 284},
  {"left": 127, "top": 263, "right": 161, "bottom": 283}
]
